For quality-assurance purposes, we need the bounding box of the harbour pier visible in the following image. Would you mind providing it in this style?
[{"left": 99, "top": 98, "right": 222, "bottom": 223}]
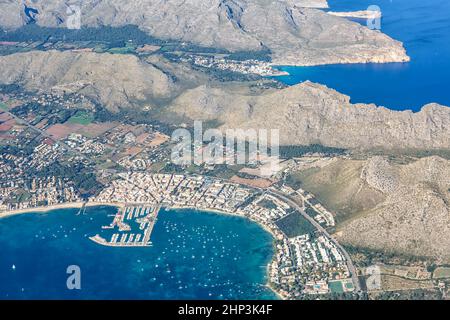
[{"left": 90, "top": 204, "right": 160, "bottom": 247}]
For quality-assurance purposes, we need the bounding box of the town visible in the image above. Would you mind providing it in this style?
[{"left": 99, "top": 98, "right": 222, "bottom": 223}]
[
  {"left": 181, "top": 54, "right": 289, "bottom": 76},
  {"left": 92, "top": 172, "right": 355, "bottom": 298},
  {"left": 2, "top": 84, "right": 448, "bottom": 300}
]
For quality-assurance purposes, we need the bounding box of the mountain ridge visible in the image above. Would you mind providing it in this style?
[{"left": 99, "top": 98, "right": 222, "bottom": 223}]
[
  {"left": 0, "top": 50, "right": 447, "bottom": 151},
  {"left": 0, "top": 0, "right": 409, "bottom": 66}
]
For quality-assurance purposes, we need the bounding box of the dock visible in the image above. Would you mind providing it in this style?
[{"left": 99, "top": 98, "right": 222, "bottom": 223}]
[{"left": 89, "top": 204, "right": 160, "bottom": 247}]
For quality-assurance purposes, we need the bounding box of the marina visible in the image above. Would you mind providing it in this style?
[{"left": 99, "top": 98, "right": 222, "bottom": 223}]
[
  {"left": 0, "top": 206, "right": 276, "bottom": 299},
  {"left": 90, "top": 204, "right": 160, "bottom": 247}
]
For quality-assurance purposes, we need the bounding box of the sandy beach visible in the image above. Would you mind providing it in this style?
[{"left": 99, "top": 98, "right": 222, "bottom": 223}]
[{"left": 0, "top": 201, "right": 124, "bottom": 219}]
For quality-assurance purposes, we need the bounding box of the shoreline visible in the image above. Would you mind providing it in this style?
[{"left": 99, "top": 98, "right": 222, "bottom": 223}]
[
  {"left": 165, "top": 205, "right": 285, "bottom": 300},
  {"left": 0, "top": 201, "right": 285, "bottom": 300},
  {"left": 0, "top": 201, "right": 125, "bottom": 219}
]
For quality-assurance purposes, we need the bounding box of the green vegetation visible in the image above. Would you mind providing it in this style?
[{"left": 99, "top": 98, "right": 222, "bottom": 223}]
[
  {"left": 92, "top": 43, "right": 108, "bottom": 53},
  {"left": 13, "top": 101, "right": 75, "bottom": 125},
  {"left": 433, "top": 267, "right": 450, "bottom": 279},
  {"left": 148, "top": 161, "right": 167, "bottom": 173},
  {"left": 29, "top": 161, "right": 102, "bottom": 198},
  {"left": 344, "top": 245, "right": 431, "bottom": 268},
  {"left": 275, "top": 211, "right": 316, "bottom": 238},
  {"left": 279, "top": 144, "right": 347, "bottom": 159},
  {"left": 210, "top": 164, "right": 244, "bottom": 180},
  {"left": 93, "top": 106, "right": 173, "bottom": 135},
  {"left": 159, "top": 43, "right": 228, "bottom": 54},
  {"left": 0, "top": 25, "right": 162, "bottom": 45},
  {"left": 67, "top": 111, "right": 94, "bottom": 125},
  {"left": 328, "top": 281, "right": 344, "bottom": 293},
  {"left": 0, "top": 101, "right": 8, "bottom": 111},
  {"left": 257, "top": 199, "right": 278, "bottom": 210},
  {"left": 108, "top": 42, "right": 137, "bottom": 54},
  {"left": 226, "top": 49, "right": 272, "bottom": 62},
  {"left": 11, "top": 189, "right": 32, "bottom": 204},
  {"left": 372, "top": 289, "right": 442, "bottom": 300},
  {"left": 0, "top": 84, "right": 21, "bottom": 94},
  {"left": 0, "top": 25, "right": 233, "bottom": 59},
  {"left": 284, "top": 171, "right": 306, "bottom": 190},
  {"left": 355, "top": 148, "right": 450, "bottom": 161}
]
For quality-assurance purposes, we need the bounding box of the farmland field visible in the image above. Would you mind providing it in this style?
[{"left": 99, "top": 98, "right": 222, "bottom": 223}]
[
  {"left": 67, "top": 112, "right": 94, "bottom": 125},
  {"left": 433, "top": 267, "right": 450, "bottom": 279},
  {"left": 275, "top": 211, "right": 316, "bottom": 238}
]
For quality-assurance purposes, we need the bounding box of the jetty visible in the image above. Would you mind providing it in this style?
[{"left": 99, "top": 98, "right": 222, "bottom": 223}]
[
  {"left": 76, "top": 201, "right": 88, "bottom": 216},
  {"left": 90, "top": 204, "right": 160, "bottom": 247}
]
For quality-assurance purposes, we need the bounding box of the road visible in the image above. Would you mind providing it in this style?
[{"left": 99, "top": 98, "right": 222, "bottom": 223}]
[
  {"left": 4, "top": 104, "right": 364, "bottom": 294},
  {"left": 268, "top": 189, "right": 363, "bottom": 294}
]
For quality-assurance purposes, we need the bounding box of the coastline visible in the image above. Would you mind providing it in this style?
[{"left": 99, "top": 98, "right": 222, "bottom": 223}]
[
  {"left": 0, "top": 201, "right": 125, "bottom": 219},
  {"left": 170, "top": 204, "right": 279, "bottom": 239},
  {"left": 0, "top": 201, "right": 285, "bottom": 300},
  {"left": 167, "top": 205, "right": 284, "bottom": 300}
]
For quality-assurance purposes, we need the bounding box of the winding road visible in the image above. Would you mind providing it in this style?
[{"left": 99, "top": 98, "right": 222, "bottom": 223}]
[{"left": 268, "top": 189, "right": 363, "bottom": 294}]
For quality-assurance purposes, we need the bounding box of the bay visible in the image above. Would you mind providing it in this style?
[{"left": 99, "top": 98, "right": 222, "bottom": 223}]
[{"left": 0, "top": 206, "right": 276, "bottom": 300}]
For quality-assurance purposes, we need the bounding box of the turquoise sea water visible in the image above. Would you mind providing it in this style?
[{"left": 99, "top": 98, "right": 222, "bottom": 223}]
[
  {"left": 0, "top": 206, "right": 276, "bottom": 300},
  {"left": 276, "top": 0, "right": 450, "bottom": 111}
]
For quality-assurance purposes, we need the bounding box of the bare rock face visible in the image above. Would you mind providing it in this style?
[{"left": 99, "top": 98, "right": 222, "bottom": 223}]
[
  {"left": 0, "top": 0, "right": 23, "bottom": 29},
  {"left": 170, "top": 81, "right": 450, "bottom": 151},
  {"left": 335, "top": 156, "right": 450, "bottom": 262},
  {"left": 361, "top": 157, "right": 400, "bottom": 194},
  {"left": 0, "top": 0, "right": 409, "bottom": 66},
  {"left": 238, "top": 4, "right": 409, "bottom": 65},
  {"left": 0, "top": 50, "right": 174, "bottom": 111}
]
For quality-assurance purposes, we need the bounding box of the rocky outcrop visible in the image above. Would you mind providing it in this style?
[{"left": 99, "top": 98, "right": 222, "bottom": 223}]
[
  {"left": 335, "top": 156, "right": 450, "bottom": 262},
  {"left": 361, "top": 157, "right": 400, "bottom": 194},
  {"left": 291, "top": 155, "right": 450, "bottom": 262},
  {"left": 0, "top": 0, "right": 409, "bottom": 66}
]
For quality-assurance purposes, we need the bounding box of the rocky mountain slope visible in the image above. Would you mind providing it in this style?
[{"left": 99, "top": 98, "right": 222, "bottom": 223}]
[
  {"left": 0, "top": 50, "right": 174, "bottom": 111},
  {"left": 291, "top": 156, "right": 450, "bottom": 262},
  {"left": 0, "top": 50, "right": 448, "bottom": 151},
  {"left": 342, "top": 156, "right": 450, "bottom": 262},
  {"left": 0, "top": 0, "right": 409, "bottom": 65},
  {"left": 170, "top": 80, "right": 450, "bottom": 151}
]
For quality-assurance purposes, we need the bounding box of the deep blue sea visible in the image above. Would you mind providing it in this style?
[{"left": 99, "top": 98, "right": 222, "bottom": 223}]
[
  {"left": 276, "top": 0, "right": 450, "bottom": 111},
  {"left": 0, "top": 207, "right": 276, "bottom": 300}
]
